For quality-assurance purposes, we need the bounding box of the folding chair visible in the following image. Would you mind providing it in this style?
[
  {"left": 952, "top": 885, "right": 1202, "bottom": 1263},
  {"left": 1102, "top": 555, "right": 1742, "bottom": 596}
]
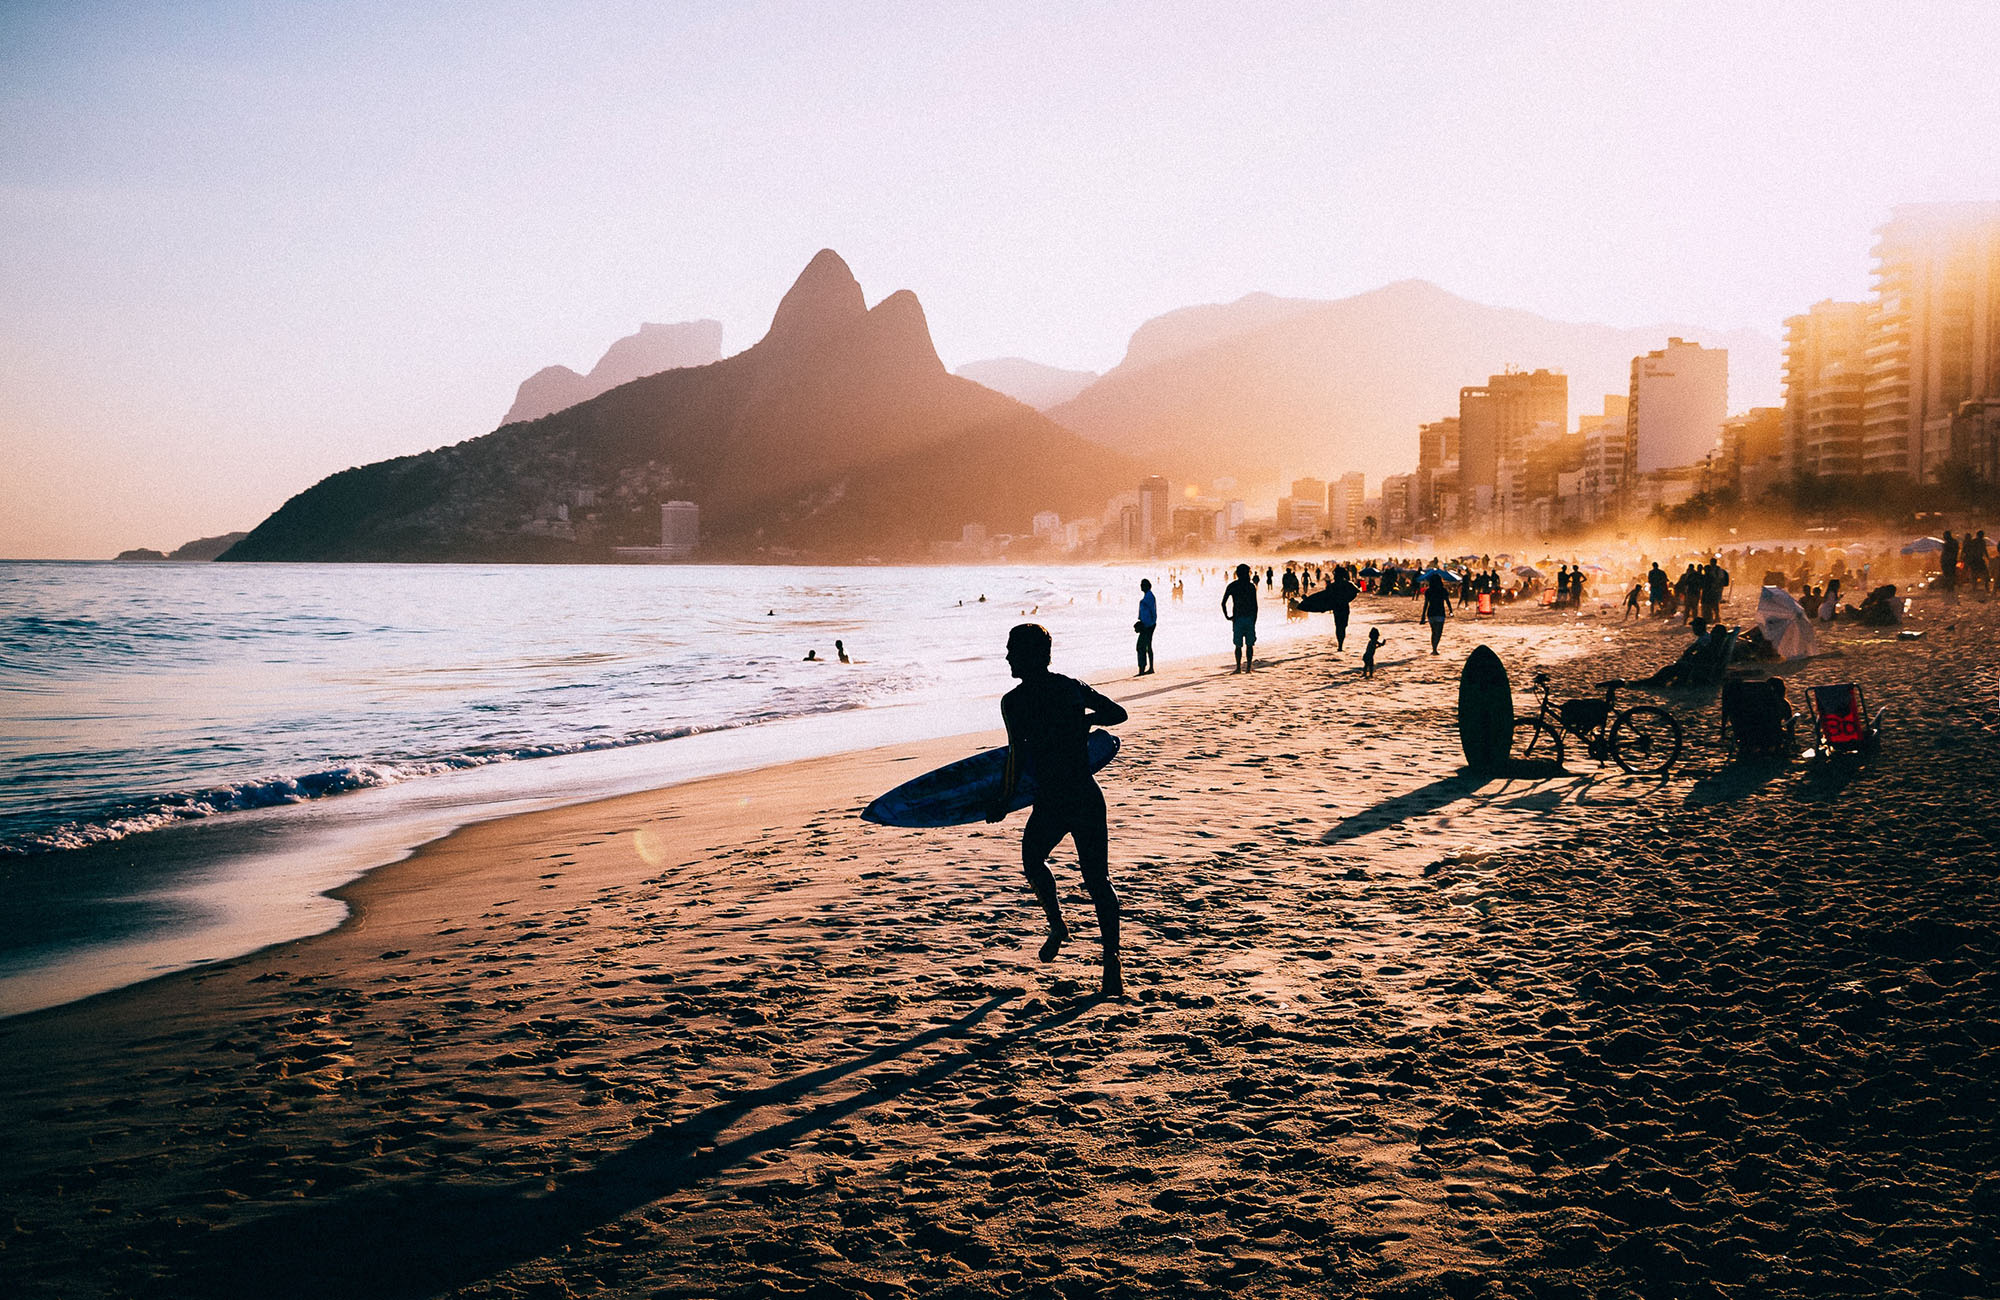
[{"left": 1807, "top": 683, "right": 1883, "bottom": 758}]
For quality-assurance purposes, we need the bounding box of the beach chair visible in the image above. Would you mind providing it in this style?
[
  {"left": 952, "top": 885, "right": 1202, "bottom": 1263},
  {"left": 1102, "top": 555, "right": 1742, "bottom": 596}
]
[
  {"left": 1719, "top": 676, "right": 1795, "bottom": 760},
  {"left": 1806, "top": 683, "right": 1883, "bottom": 758}
]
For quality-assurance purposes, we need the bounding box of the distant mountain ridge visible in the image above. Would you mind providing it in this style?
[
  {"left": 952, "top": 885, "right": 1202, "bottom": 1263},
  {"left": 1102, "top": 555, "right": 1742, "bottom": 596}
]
[
  {"left": 952, "top": 358, "right": 1099, "bottom": 410},
  {"left": 115, "top": 531, "right": 249, "bottom": 562},
  {"left": 1048, "top": 279, "right": 1782, "bottom": 488},
  {"left": 223, "top": 253, "right": 1140, "bottom": 563},
  {"left": 503, "top": 320, "right": 724, "bottom": 424}
]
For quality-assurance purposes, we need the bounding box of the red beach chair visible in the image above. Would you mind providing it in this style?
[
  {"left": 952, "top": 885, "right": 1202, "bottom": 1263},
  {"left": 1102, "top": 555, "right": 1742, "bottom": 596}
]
[{"left": 1806, "top": 683, "right": 1882, "bottom": 758}]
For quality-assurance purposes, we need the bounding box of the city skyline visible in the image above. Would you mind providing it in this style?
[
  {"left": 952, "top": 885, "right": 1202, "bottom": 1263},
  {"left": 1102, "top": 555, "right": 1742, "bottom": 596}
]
[{"left": 6, "top": 1, "right": 2000, "bottom": 557}]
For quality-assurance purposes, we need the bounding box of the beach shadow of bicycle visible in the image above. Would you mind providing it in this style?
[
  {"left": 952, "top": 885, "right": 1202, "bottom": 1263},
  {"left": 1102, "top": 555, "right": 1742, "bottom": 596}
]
[
  {"left": 162, "top": 990, "right": 1100, "bottom": 1300},
  {"left": 1316, "top": 761, "right": 1657, "bottom": 845}
]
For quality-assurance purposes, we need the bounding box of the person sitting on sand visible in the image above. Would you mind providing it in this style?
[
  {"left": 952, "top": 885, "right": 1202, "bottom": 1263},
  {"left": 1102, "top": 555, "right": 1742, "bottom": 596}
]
[
  {"left": 1222, "top": 563, "right": 1258, "bottom": 673},
  {"left": 987, "top": 623, "right": 1130, "bottom": 998},
  {"left": 836, "top": 640, "right": 850, "bottom": 663},
  {"left": 1362, "top": 627, "right": 1384, "bottom": 678}
]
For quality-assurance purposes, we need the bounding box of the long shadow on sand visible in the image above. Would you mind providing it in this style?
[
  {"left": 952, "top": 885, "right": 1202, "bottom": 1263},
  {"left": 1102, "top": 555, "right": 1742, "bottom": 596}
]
[{"left": 162, "top": 990, "right": 1102, "bottom": 1300}]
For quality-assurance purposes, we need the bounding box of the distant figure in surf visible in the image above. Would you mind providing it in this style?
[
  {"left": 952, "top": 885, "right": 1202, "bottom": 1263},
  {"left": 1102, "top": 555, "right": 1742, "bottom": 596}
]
[
  {"left": 1135, "top": 578, "right": 1157, "bottom": 676},
  {"left": 836, "top": 640, "right": 850, "bottom": 663},
  {"left": 1221, "top": 563, "right": 1258, "bottom": 673},
  {"left": 803, "top": 649, "right": 819, "bottom": 661},
  {"left": 987, "top": 623, "right": 1129, "bottom": 997},
  {"left": 1362, "top": 627, "right": 1384, "bottom": 678}
]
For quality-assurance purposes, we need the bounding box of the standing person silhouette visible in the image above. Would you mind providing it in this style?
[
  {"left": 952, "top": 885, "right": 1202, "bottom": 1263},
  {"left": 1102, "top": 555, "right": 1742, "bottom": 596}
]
[
  {"left": 1362, "top": 627, "right": 1384, "bottom": 678},
  {"left": 1966, "top": 529, "right": 1991, "bottom": 593},
  {"left": 1328, "top": 565, "right": 1360, "bottom": 651},
  {"left": 1420, "top": 572, "right": 1454, "bottom": 655},
  {"left": 1135, "top": 578, "right": 1157, "bottom": 676},
  {"left": 987, "top": 624, "right": 1129, "bottom": 997},
  {"left": 1222, "top": 563, "right": 1259, "bottom": 672}
]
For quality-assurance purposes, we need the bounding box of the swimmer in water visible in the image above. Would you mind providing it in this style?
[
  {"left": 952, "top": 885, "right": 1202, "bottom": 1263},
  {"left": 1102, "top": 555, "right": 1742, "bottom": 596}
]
[
  {"left": 804, "top": 649, "right": 819, "bottom": 662},
  {"left": 836, "top": 639, "right": 850, "bottom": 663}
]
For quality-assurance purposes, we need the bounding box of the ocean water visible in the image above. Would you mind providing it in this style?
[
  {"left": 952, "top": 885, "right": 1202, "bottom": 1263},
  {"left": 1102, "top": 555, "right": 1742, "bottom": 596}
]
[{"left": 0, "top": 560, "right": 1311, "bottom": 1014}]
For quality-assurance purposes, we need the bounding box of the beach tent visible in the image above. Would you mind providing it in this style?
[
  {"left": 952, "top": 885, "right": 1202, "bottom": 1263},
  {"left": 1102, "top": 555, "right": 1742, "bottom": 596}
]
[
  {"left": 1757, "top": 585, "right": 1818, "bottom": 660},
  {"left": 1900, "top": 536, "right": 1945, "bottom": 555}
]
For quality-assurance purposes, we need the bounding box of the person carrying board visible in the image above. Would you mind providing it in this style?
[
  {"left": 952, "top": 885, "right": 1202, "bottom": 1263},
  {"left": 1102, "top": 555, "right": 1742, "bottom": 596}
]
[{"left": 987, "top": 623, "right": 1129, "bottom": 997}]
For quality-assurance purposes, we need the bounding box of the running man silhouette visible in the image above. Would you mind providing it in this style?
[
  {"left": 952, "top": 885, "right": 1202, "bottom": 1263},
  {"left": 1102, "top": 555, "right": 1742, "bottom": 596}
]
[{"left": 987, "top": 624, "right": 1129, "bottom": 997}]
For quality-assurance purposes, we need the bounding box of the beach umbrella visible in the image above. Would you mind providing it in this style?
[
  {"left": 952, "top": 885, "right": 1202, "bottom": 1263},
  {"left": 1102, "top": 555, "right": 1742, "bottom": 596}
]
[
  {"left": 1359, "top": 564, "right": 1381, "bottom": 577},
  {"left": 1899, "top": 536, "right": 1944, "bottom": 555},
  {"left": 1581, "top": 563, "right": 1609, "bottom": 575},
  {"left": 1513, "top": 565, "right": 1543, "bottom": 579}
]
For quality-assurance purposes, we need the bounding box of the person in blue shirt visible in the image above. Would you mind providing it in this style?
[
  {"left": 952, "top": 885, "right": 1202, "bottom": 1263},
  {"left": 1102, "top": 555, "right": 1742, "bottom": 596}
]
[{"left": 1135, "top": 578, "right": 1157, "bottom": 676}]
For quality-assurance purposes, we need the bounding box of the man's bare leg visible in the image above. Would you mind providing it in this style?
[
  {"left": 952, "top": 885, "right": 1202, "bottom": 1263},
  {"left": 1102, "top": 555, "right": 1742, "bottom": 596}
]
[{"left": 1025, "top": 863, "right": 1069, "bottom": 961}]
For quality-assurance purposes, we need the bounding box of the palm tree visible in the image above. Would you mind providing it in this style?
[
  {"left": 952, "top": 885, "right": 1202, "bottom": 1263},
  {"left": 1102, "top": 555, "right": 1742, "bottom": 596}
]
[{"left": 1363, "top": 515, "right": 1378, "bottom": 542}]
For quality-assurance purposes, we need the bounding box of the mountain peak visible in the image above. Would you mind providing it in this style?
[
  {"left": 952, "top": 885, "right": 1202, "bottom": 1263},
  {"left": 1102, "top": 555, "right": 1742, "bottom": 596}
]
[
  {"left": 866, "top": 289, "right": 944, "bottom": 373},
  {"left": 766, "top": 249, "right": 867, "bottom": 344}
]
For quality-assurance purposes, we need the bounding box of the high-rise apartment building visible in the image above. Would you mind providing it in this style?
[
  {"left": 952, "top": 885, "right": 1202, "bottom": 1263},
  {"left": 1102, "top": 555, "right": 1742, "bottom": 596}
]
[
  {"left": 1861, "top": 203, "right": 2000, "bottom": 480},
  {"left": 1138, "top": 475, "right": 1172, "bottom": 543},
  {"left": 1783, "top": 299, "right": 1869, "bottom": 478},
  {"left": 1458, "top": 370, "right": 1567, "bottom": 494},
  {"left": 659, "top": 501, "right": 699, "bottom": 555},
  {"left": 1327, "top": 472, "right": 1367, "bottom": 537},
  {"left": 1417, "top": 417, "right": 1460, "bottom": 473},
  {"left": 1577, "top": 394, "right": 1629, "bottom": 517},
  {"left": 1719, "top": 407, "right": 1786, "bottom": 497},
  {"left": 1379, "top": 474, "right": 1415, "bottom": 535},
  {"left": 1626, "top": 338, "right": 1728, "bottom": 478}
]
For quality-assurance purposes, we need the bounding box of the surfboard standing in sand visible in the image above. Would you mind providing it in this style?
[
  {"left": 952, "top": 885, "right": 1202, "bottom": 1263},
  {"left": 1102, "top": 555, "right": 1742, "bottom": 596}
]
[{"left": 987, "top": 623, "right": 1129, "bottom": 996}]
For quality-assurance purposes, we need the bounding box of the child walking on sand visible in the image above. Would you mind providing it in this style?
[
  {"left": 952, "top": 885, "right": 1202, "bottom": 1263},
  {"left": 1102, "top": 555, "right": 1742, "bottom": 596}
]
[{"left": 1362, "top": 628, "right": 1384, "bottom": 678}]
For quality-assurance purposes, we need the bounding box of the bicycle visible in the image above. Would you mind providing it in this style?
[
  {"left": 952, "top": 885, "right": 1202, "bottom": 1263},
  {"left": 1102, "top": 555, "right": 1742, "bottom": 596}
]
[{"left": 1512, "top": 671, "right": 1683, "bottom": 775}]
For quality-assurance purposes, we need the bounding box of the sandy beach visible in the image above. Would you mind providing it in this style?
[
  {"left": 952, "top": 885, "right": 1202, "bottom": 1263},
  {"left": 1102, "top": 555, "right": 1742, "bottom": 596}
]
[{"left": 3, "top": 596, "right": 1997, "bottom": 1299}]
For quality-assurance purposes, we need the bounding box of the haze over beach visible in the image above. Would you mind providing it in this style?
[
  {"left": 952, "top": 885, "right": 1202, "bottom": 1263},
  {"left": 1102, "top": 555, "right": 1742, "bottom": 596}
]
[
  {"left": 4, "top": 1, "right": 1999, "bottom": 559},
  {"left": 6, "top": 5, "right": 2000, "bottom": 1300}
]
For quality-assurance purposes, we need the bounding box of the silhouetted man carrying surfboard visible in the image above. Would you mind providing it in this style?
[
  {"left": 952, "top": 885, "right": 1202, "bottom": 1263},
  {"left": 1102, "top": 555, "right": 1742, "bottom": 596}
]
[{"left": 986, "top": 623, "right": 1129, "bottom": 997}]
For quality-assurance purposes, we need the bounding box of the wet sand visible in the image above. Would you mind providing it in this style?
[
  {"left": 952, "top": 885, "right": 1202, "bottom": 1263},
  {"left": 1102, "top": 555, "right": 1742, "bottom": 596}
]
[{"left": 2, "top": 595, "right": 1996, "bottom": 1299}]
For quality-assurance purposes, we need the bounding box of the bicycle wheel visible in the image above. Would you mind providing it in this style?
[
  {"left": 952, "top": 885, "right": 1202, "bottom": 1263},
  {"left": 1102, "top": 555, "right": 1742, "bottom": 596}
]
[
  {"left": 1611, "top": 706, "right": 1682, "bottom": 774},
  {"left": 1511, "top": 716, "right": 1565, "bottom": 767}
]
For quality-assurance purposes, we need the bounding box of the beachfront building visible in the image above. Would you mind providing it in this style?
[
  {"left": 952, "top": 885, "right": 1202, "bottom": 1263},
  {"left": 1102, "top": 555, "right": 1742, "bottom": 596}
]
[
  {"left": 1275, "top": 477, "right": 1328, "bottom": 535},
  {"left": 1952, "top": 399, "right": 2000, "bottom": 484},
  {"left": 1380, "top": 473, "right": 1415, "bottom": 537},
  {"left": 1783, "top": 299, "right": 1869, "bottom": 478},
  {"left": 1578, "top": 395, "right": 1629, "bottom": 522},
  {"left": 1326, "top": 472, "right": 1367, "bottom": 539},
  {"left": 660, "top": 501, "right": 699, "bottom": 555},
  {"left": 1030, "top": 510, "right": 1063, "bottom": 540},
  {"left": 1417, "top": 416, "right": 1460, "bottom": 474},
  {"left": 1459, "top": 369, "right": 1565, "bottom": 534},
  {"left": 1861, "top": 203, "right": 2000, "bottom": 481},
  {"left": 1625, "top": 339, "right": 1728, "bottom": 483},
  {"left": 1719, "top": 407, "right": 1786, "bottom": 500},
  {"left": 1138, "top": 475, "right": 1172, "bottom": 544},
  {"left": 1458, "top": 370, "right": 1567, "bottom": 502}
]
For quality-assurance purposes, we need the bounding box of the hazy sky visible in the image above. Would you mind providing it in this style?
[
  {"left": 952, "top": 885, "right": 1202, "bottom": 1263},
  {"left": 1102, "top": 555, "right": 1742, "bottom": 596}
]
[{"left": 5, "top": 1, "right": 1999, "bottom": 557}]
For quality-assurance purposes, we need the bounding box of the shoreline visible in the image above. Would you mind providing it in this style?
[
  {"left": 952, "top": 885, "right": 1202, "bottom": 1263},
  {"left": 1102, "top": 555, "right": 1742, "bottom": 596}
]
[{"left": 0, "top": 610, "right": 1340, "bottom": 1021}]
